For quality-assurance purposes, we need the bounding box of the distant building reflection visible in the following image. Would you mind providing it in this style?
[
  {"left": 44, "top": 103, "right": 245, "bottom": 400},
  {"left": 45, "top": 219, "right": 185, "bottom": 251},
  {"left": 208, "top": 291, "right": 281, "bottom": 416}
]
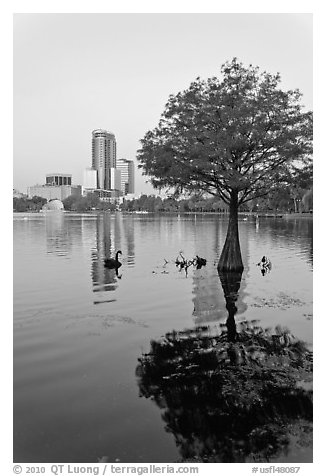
[
  {"left": 45, "top": 212, "right": 80, "bottom": 256},
  {"left": 122, "top": 215, "right": 136, "bottom": 267},
  {"left": 91, "top": 213, "right": 135, "bottom": 296}
]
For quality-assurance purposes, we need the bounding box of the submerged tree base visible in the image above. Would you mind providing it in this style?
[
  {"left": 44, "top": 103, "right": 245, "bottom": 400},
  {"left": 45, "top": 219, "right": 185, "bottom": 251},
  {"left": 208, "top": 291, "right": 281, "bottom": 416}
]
[
  {"left": 217, "top": 242, "right": 244, "bottom": 273},
  {"left": 217, "top": 191, "right": 244, "bottom": 273}
]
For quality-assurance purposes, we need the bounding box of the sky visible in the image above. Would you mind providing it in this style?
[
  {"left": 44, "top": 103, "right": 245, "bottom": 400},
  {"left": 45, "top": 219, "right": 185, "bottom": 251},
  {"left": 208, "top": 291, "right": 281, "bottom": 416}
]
[{"left": 13, "top": 13, "right": 313, "bottom": 196}]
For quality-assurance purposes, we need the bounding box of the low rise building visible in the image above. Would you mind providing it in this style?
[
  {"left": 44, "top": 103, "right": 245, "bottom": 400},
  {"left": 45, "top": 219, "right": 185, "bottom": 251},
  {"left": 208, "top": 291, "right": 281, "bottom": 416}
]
[
  {"left": 28, "top": 173, "right": 81, "bottom": 202},
  {"left": 27, "top": 184, "right": 71, "bottom": 201},
  {"left": 27, "top": 184, "right": 82, "bottom": 201},
  {"left": 46, "top": 173, "right": 72, "bottom": 186}
]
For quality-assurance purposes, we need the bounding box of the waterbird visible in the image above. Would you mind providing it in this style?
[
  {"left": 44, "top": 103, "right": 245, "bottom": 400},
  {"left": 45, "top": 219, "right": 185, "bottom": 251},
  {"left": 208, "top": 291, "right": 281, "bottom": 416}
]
[
  {"left": 196, "top": 255, "right": 207, "bottom": 267},
  {"left": 257, "top": 256, "right": 272, "bottom": 269},
  {"left": 104, "top": 250, "right": 122, "bottom": 269}
]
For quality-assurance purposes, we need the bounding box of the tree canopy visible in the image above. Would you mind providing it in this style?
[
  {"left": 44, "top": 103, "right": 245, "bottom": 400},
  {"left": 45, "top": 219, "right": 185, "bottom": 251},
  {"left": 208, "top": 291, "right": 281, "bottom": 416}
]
[
  {"left": 138, "top": 58, "right": 312, "bottom": 272},
  {"left": 137, "top": 58, "right": 312, "bottom": 207},
  {"left": 13, "top": 195, "right": 47, "bottom": 212}
]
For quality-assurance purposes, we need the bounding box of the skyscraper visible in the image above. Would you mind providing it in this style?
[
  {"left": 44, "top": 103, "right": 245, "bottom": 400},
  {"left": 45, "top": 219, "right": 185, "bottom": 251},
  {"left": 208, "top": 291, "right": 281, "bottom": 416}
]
[
  {"left": 117, "top": 158, "right": 135, "bottom": 195},
  {"left": 83, "top": 167, "right": 97, "bottom": 190},
  {"left": 92, "top": 129, "right": 117, "bottom": 190}
]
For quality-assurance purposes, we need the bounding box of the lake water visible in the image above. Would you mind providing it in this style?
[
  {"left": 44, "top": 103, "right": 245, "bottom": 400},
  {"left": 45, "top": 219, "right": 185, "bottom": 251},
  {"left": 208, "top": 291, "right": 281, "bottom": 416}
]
[{"left": 13, "top": 212, "right": 313, "bottom": 463}]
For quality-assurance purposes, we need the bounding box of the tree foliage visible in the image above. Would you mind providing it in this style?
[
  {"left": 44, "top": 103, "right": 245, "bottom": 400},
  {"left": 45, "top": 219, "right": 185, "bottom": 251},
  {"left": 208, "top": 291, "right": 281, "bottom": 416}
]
[
  {"left": 62, "top": 193, "right": 116, "bottom": 212},
  {"left": 137, "top": 58, "right": 312, "bottom": 207},
  {"left": 248, "top": 162, "right": 313, "bottom": 213},
  {"left": 13, "top": 195, "right": 47, "bottom": 212},
  {"left": 120, "top": 194, "right": 229, "bottom": 213}
]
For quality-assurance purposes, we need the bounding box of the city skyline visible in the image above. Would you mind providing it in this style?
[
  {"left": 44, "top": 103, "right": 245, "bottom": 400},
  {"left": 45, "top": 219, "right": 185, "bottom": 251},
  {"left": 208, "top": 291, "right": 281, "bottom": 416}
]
[
  {"left": 22, "top": 128, "right": 135, "bottom": 201},
  {"left": 13, "top": 13, "right": 312, "bottom": 195}
]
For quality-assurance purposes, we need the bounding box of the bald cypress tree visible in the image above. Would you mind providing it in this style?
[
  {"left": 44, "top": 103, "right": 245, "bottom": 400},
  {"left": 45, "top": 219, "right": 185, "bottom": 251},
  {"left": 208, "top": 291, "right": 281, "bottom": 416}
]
[{"left": 137, "top": 59, "right": 312, "bottom": 271}]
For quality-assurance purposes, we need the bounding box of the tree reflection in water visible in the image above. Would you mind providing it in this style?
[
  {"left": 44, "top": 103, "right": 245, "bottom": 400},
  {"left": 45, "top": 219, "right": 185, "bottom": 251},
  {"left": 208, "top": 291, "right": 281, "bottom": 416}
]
[{"left": 136, "top": 271, "right": 312, "bottom": 462}]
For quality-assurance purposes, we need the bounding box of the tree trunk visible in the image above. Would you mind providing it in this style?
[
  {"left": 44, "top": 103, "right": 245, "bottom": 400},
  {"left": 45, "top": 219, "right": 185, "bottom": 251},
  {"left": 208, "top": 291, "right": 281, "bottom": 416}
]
[
  {"left": 218, "top": 190, "right": 244, "bottom": 272},
  {"left": 293, "top": 197, "right": 298, "bottom": 213}
]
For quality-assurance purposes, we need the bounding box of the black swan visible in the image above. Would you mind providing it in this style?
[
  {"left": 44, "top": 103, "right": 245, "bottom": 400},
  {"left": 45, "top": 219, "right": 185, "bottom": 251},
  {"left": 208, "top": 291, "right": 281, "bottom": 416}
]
[{"left": 104, "top": 250, "right": 122, "bottom": 269}]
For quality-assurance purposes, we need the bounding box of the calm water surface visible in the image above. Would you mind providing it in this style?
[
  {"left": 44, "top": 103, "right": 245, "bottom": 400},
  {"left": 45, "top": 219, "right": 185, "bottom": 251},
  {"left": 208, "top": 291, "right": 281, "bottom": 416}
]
[{"left": 13, "top": 213, "right": 313, "bottom": 463}]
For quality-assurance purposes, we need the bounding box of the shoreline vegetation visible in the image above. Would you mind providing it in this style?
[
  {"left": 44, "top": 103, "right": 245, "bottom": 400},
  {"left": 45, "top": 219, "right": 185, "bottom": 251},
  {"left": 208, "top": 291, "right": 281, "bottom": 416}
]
[
  {"left": 13, "top": 208, "right": 313, "bottom": 219},
  {"left": 13, "top": 190, "right": 313, "bottom": 216}
]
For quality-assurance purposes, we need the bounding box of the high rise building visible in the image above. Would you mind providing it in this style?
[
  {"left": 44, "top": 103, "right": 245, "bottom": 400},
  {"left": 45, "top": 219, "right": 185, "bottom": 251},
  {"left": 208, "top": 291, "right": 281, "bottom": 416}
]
[
  {"left": 92, "top": 129, "right": 117, "bottom": 190},
  {"left": 110, "top": 168, "right": 121, "bottom": 192},
  {"left": 117, "top": 159, "right": 135, "bottom": 195},
  {"left": 83, "top": 167, "right": 97, "bottom": 191}
]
